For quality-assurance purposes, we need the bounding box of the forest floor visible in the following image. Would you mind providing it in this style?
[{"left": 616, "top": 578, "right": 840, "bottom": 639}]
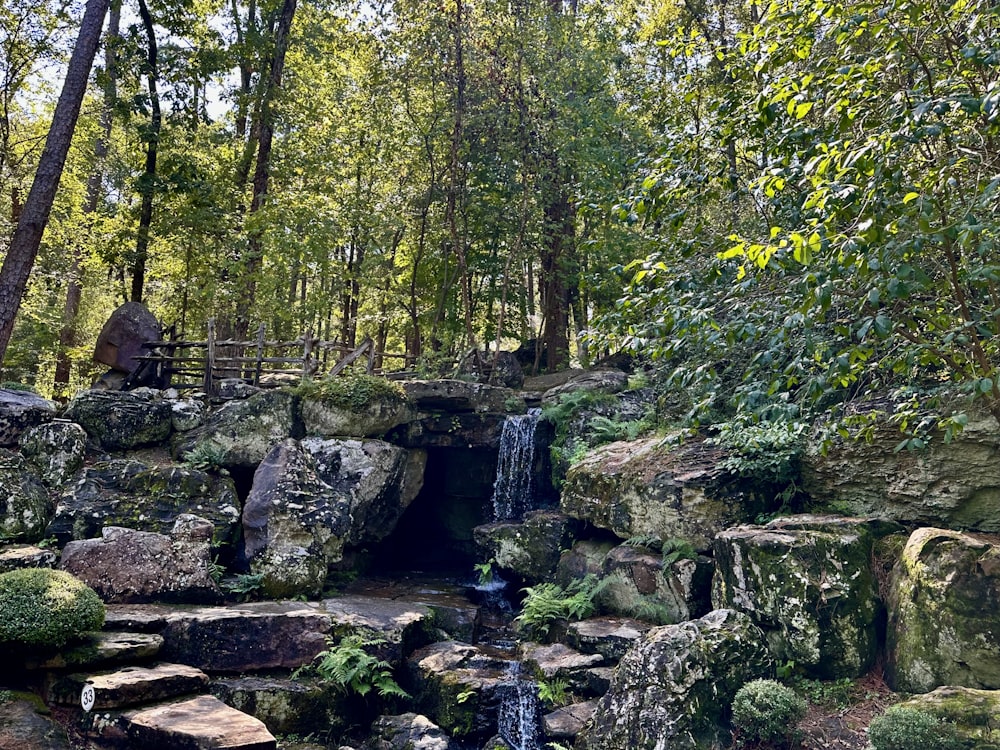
[{"left": 794, "top": 668, "right": 896, "bottom": 750}]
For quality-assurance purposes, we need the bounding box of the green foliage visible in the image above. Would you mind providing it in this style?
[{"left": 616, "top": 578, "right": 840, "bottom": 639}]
[
  {"left": 730, "top": 679, "right": 807, "bottom": 747},
  {"left": 294, "top": 374, "right": 407, "bottom": 411},
  {"left": 515, "top": 574, "right": 608, "bottom": 641},
  {"left": 0, "top": 382, "right": 36, "bottom": 392},
  {"left": 474, "top": 559, "right": 495, "bottom": 586},
  {"left": 714, "top": 417, "right": 807, "bottom": 490},
  {"left": 587, "top": 413, "right": 654, "bottom": 444},
  {"left": 537, "top": 677, "right": 572, "bottom": 708},
  {"left": 0, "top": 690, "right": 13, "bottom": 705},
  {"left": 0, "top": 568, "right": 105, "bottom": 648},
  {"left": 660, "top": 537, "right": 697, "bottom": 567},
  {"left": 181, "top": 441, "right": 229, "bottom": 474},
  {"left": 867, "top": 705, "right": 963, "bottom": 750},
  {"left": 313, "top": 634, "right": 409, "bottom": 699},
  {"left": 222, "top": 573, "right": 264, "bottom": 600},
  {"left": 790, "top": 676, "right": 856, "bottom": 709}
]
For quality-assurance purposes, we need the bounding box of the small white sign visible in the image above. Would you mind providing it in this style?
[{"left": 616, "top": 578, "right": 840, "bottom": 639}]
[{"left": 80, "top": 683, "right": 95, "bottom": 712}]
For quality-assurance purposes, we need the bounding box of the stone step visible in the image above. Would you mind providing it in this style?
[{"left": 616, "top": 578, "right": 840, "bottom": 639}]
[
  {"left": 47, "top": 662, "right": 209, "bottom": 710},
  {"left": 543, "top": 699, "right": 600, "bottom": 740},
  {"left": 26, "top": 631, "right": 164, "bottom": 671},
  {"left": 123, "top": 695, "right": 277, "bottom": 749}
]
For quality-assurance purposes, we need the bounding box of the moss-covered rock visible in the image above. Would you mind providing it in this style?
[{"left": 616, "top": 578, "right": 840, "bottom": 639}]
[
  {"left": 473, "top": 511, "right": 578, "bottom": 584},
  {"left": 896, "top": 686, "right": 1000, "bottom": 748},
  {"left": 0, "top": 449, "right": 52, "bottom": 543},
  {"left": 65, "top": 389, "right": 172, "bottom": 450},
  {"left": 18, "top": 421, "right": 87, "bottom": 489},
  {"left": 0, "top": 568, "right": 104, "bottom": 648},
  {"left": 597, "top": 544, "right": 709, "bottom": 626},
  {"left": 887, "top": 527, "right": 1000, "bottom": 692},
  {"left": 0, "top": 388, "right": 56, "bottom": 447},
  {"left": 298, "top": 375, "right": 414, "bottom": 437},
  {"left": 576, "top": 609, "right": 773, "bottom": 750},
  {"left": 713, "top": 515, "right": 890, "bottom": 679}
]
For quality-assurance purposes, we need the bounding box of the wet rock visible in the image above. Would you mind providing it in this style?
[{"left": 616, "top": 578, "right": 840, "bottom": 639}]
[
  {"left": 887, "top": 527, "right": 1000, "bottom": 692},
  {"left": 211, "top": 677, "right": 348, "bottom": 738},
  {"left": 565, "top": 617, "right": 654, "bottom": 664},
  {"left": 402, "top": 380, "right": 521, "bottom": 414},
  {"left": 47, "top": 662, "right": 209, "bottom": 708},
  {"left": 802, "top": 411, "right": 1000, "bottom": 531},
  {"left": 896, "top": 686, "right": 1000, "bottom": 747},
  {"left": 576, "top": 609, "right": 773, "bottom": 750},
  {"left": 124, "top": 694, "right": 276, "bottom": 749},
  {"left": 46, "top": 459, "right": 240, "bottom": 548},
  {"left": 362, "top": 713, "right": 454, "bottom": 750},
  {"left": 0, "top": 389, "right": 56, "bottom": 447},
  {"left": 65, "top": 390, "right": 172, "bottom": 451},
  {"left": 474, "top": 512, "right": 578, "bottom": 583},
  {"left": 519, "top": 642, "right": 603, "bottom": 680},
  {"left": 18, "top": 421, "right": 86, "bottom": 489},
  {"left": 540, "top": 369, "right": 628, "bottom": 404},
  {"left": 0, "top": 450, "right": 52, "bottom": 543},
  {"left": 0, "top": 544, "right": 56, "bottom": 573},
  {"left": 561, "top": 437, "right": 766, "bottom": 551},
  {"left": 0, "top": 695, "right": 72, "bottom": 750},
  {"left": 542, "top": 699, "right": 599, "bottom": 741},
  {"left": 395, "top": 413, "right": 509, "bottom": 449},
  {"left": 713, "top": 515, "right": 888, "bottom": 679},
  {"left": 59, "top": 519, "right": 222, "bottom": 604},
  {"left": 173, "top": 390, "right": 296, "bottom": 470}
]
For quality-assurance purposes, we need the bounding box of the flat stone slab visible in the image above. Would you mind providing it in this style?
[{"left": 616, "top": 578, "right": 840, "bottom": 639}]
[
  {"left": 210, "top": 677, "right": 349, "bottom": 737},
  {"left": 125, "top": 695, "right": 276, "bottom": 749},
  {"left": 518, "top": 642, "right": 604, "bottom": 678},
  {"left": 0, "top": 544, "right": 56, "bottom": 573},
  {"left": 566, "top": 617, "right": 654, "bottom": 662},
  {"left": 543, "top": 699, "right": 600, "bottom": 739},
  {"left": 49, "top": 663, "right": 209, "bottom": 709},
  {"left": 27, "top": 631, "right": 163, "bottom": 670},
  {"left": 0, "top": 696, "right": 72, "bottom": 750}
]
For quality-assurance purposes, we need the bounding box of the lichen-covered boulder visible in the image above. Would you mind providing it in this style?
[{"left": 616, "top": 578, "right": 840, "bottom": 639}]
[
  {"left": 597, "top": 544, "right": 708, "bottom": 626},
  {"left": 65, "top": 389, "right": 173, "bottom": 450},
  {"left": 473, "top": 511, "right": 578, "bottom": 583},
  {"left": 576, "top": 609, "right": 773, "bottom": 750},
  {"left": 0, "top": 449, "right": 52, "bottom": 542},
  {"left": 802, "top": 411, "right": 1000, "bottom": 531},
  {"left": 895, "top": 686, "right": 1000, "bottom": 747},
  {"left": 18, "top": 421, "right": 87, "bottom": 489},
  {"left": 46, "top": 459, "right": 241, "bottom": 548},
  {"left": 168, "top": 394, "right": 205, "bottom": 432},
  {"left": 561, "top": 437, "right": 766, "bottom": 551},
  {"left": 361, "top": 713, "right": 454, "bottom": 750},
  {"left": 541, "top": 369, "right": 628, "bottom": 404},
  {"left": 0, "top": 389, "right": 56, "bottom": 447},
  {"left": 300, "top": 376, "right": 414, "bottom": 437},
  {"left": 713, "top": 515, "right": 891, "bottom": 679},
  {"left": 173, "top": 390, "right": 296, "bottom": 469},
  {"left": 402, "top": 380, "right": 521, "bottom": 413},
  {"left": 887, "top": 527, "right": 1000, "bottom": 692},
  {"left": 210, "top": 676, "right": 349, "bottom": 738},
  {"left": 59, "top": 517, "right": 222, "bottom": 603}
]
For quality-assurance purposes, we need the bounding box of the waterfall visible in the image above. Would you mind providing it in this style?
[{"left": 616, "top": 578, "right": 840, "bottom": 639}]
[
  {"left": 497, "top": 661, "right": 542, "bottom": 750},
  {"left": 491, "top": 409, "right": 542, "bottom": 522}
]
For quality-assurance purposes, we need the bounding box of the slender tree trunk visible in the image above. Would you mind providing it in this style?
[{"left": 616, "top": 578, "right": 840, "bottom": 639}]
[
  {"left": 0, "top": 0, "right": 111, "bottom": 366},
  {"left": 52, "top": 0, "right": 119, "bottom": 395},
  {"left": 131, "top": 0, "right": 160, "bottom": 303}
]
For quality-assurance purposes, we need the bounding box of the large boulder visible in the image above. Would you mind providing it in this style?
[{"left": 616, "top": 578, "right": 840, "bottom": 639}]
[
  {"left": 540, "top": 369, "right": 629, "bottom": 404},
  {"left": 802, "top": 411, "right": 1000, "bottom": 531},
  {"left": 300, "top": 377, "right": 414, "bottom": 437},
  {"left": 402, "top": 380, "right": 522, "bottom": 414},
  {"left": 713, "top": 516, "right": 892, "bottom": 678},
  {"left": 0, "top": 389, "right": 56, "bottom": 447},
  {"left": 59, "top": 517, "right": 222, "bottom": 603},
  {"left": 93, "top": 301, "right": 160, "bottom": 374},
  {"left": 473, "top": 511, "right": 578, "bottom": 583},
  {"left": 598, "top": 544, "right": 710, "bottom": 626},
  {"left": 561, "top": 437, "right": 767, "bottom": 551},
  {"left": 210, "top": 676, "right": 349, "bottom": 738},
  {"left": 361, "top": 713, "right": 454, "bottom": 750},
  {"left": 0, "top": 450, "right": 52, "bottom": 542},
  {"left": 173, "top": 390, "right": 297, "bottom": 470},
  {"left": 895, "top": 686, "right": 1000, "bottom": 747},
  {"left": 576, "top": 609, "right": 773, "bottom": 750},
  {"left": 46, "top": 459, "right": 241, "bottom": 548},
  {"left": 65, "top": 390, "right": 173, "bottom": 451},
  {"left": 18, "top": 421, "right": 87, "bottom": 489},
  {"left": 887, "top": 527, "right": 1000, "bottom": 692}
]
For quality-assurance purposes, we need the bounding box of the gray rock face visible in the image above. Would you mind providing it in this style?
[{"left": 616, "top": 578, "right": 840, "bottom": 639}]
[
  {"left": 169, "top": 396, "right": 205, "bottom": 432},
  {"left": 561, "top": 437, "right": 763, "bottom": 551},
  {"left": 173, "top": 390, "right": 297, "bottom": 470},
  {"left": 519, "top": 642, "right": 604, "bottom": 679},
  {"left": 0, "top": 544, "right": 56, "bottom": 573},
  {"left": 362, "top": 713, "right": 454, "bottom": 750},
  {"left": 887, "top": 527, "right": 1000, "bottom": 692},
  {"left": 65, "top": 390, "right": 173, "bottom": 451},
  {"left": 0, "top": 449, "right": 52, "bottom": 543},
  {"left": 46, "top": 459, "right": 241, "bottom": 548},
  {"left": 59, "top": 519, "right": 222, "bottom": 604},
  {"left": 802, "top": 412, "right": 1000, "bottom": 531},
  {"left": 576, "top": 609, "right": 773, "bottom": 750},
  {"left": 18, "top": 421, "right": 87, "bottom": 489},
  {"left": 541, "top": 369, "right": 628, "bottom": 404},
  {"left": 301, "top": 390, "right": 414, "bottom": 438},
  {"left": 397, "top": 413, "right": 508, "bottom": 449},
  {"left": 402, "top": 380, "right": 522, "bottom": 413},
  {"left": 713, "top": 515, "right": 887, "bottom": 679},
  {"left": 474, "top": 512, "right": 578, "bottom": 584},
  {"left": 566, "top": 617, "right": 654, "bottom": 664},
  {"left": 0, "top": 389, "right": 56, "bottom": 447},
  {"left": 543, "top": 700, "right": 599, "bottom": 741},
  {"left": 211, "top": 677, "right": 348, "bottom": 738},
  {"left": 0, "top": 697, "right": 72, "bottom": 750}
]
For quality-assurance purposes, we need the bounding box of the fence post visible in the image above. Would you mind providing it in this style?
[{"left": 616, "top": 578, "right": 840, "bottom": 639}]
[
  {"left": 302, "top": 328, "right": 314, "bottom": 380},
  {"left": 254, "top": 323, "right": 266, "bottom": 386},
  {"left": 204, "top": 318, "right": 216, "bottom": 396}
]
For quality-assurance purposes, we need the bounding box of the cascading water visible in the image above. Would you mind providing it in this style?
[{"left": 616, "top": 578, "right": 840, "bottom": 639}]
[
  {"left": 491, "top": 408, "right": 542, "bottom": 522},
  {"left": 497, "top": 661, "right": 542, "bottom": 750}
]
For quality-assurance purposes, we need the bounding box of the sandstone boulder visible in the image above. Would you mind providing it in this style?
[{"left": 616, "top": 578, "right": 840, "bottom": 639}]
[
  {"left": 0, "top": 388, "right": 56, "bottom": 447},
  {"left": 65, "top": 390, "right": 172, "bottom": 451},
  {"left": 887, "top": 527, "right": 1000, "bottom": 692},
  {"left": 18, "top": 421, "right": 87, "bottom": 489},
  {"left": 576, "top": 609, "right": 773, "bottom": 750}
]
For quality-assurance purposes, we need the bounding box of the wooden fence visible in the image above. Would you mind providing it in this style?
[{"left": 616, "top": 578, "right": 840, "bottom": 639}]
[{"left": 137, "top": 319, "right": 409, "bottom": 396}]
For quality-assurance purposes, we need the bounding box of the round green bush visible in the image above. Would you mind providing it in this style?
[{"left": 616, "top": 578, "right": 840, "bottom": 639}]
[
  {"left": 731, "top": 678, "right": 807, "bottom": 746},
  {"left": 0, "top": 568, "right": 105, "bottom": 648},
  {"left": 867, "top": 705, "right": 962, "bottom": 750}
]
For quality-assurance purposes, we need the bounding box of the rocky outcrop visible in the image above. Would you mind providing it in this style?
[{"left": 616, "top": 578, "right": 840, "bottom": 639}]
[
  {"left": 46, "top": 459, "right": 241, "bottom": 547},
  {"left": 561, "top": 437, "right": 765, "bottom": 551},
  {"left": 59, "top": 517, "right": 222, "bottom": 604},
  {"left": 802, "top": 412, "right": 1000, "bottom": 531},
  {"left": 173, "top": 390, "right": 297, "bottom": 469},
  {"left": 0, "top": 695, "right": 72, "bottom": 750},
  {"left": 540, "top": 369, "right": 628, "bottom": 404},
  {"left": 598, "top": 544, "right": 711, "bottom": 625},
  {"left": 301, "top": 388, "right": 414, "bottom": 438},
  {"left": 576, "top": 609, "right": 773, "bottom": 750},
  {"left": 887, "top": 527, "right": 1000, "bottom": 692},
  {"left": 474, "top": 512, "right": 577, "bottom": 583},
  {"left": 0, "top": 389, "right": 56, "bottom": 447},
  {"left": 713, "top": 516, "right": 892, "bottom": 678},
  {"left": 403, "top": 380, "right": 522, "bottom": 414},
  {"left": 18, "top": 421, "right": 86, "bottom": 489},
  {"left": 0, "top": 450, "right": 52, "bottom": 542},
  {"left": 895, "top": 686, "right": 1000, "bottom": 748},
  {"left": 211, "top": 677, "right": 348, "bottom": 738},
  {"left": 362, "top": 713, "right": 454, "bottom": 750},
  {"left": 65, "top": 390, "right": 173, "bottom": 451}
]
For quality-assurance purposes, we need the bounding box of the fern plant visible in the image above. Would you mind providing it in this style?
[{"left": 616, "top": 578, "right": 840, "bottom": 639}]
[
  {"left": 661, "top": 537, "right": 698, "bottom": 566},
  {"left": 515, "top": 574, "right": 608, "bottom": 640},
  {"left": 314, "top": 634, "right": 409, "bottom": 699}
]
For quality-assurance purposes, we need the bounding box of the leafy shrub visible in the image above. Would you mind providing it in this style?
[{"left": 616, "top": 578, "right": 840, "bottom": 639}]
[
  {"left": 313, "top": 634, "right": 409, "bottom": 699},
  {"left": 537, "top": 678, "right": 572, "bottom": 708},
  {"left": 730, "top": 678, "right": 806, "bottom": 747},
  {"left": 294, "top": 374, "right": 406, "bottom": 411},
  {"left": 515, "top": 574, "right": 608, "bottom": 640},
  {"left": 181, "top": 440, "right": 229, "bottom": 473},
  {"left": 0, "top": 569, "right": 105, "bottom": 648},
  {"left": 867, "top": 705, "right": 963, "bottom": 750}
]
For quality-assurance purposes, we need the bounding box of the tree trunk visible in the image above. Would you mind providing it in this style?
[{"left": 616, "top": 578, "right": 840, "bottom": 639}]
[
  {"left": 131, "top": 0, "right": 160, "bottom": 303},
  {"left": 0, "top": 0, "right": 111, "bottom": 366}
]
